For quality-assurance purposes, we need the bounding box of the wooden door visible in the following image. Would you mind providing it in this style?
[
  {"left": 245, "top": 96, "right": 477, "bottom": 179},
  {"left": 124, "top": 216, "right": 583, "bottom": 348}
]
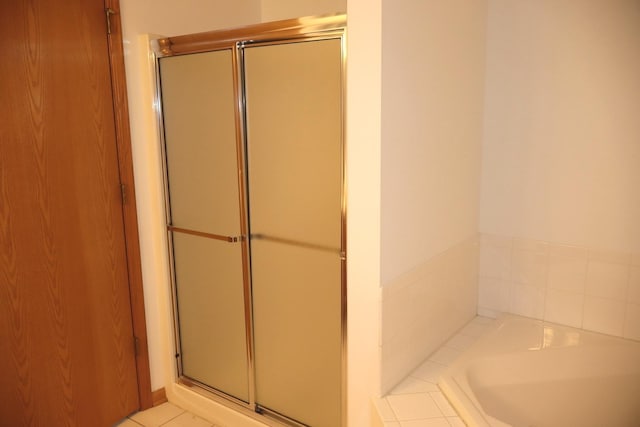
[{"left": 0, "top": 0, "right": 142, "bottom": 425}]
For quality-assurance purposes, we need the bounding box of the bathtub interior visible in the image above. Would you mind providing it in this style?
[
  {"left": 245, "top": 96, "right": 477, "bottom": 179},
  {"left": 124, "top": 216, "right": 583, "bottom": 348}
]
[{"left": 439, "top": 314, "right": 640, "bottom": 427}]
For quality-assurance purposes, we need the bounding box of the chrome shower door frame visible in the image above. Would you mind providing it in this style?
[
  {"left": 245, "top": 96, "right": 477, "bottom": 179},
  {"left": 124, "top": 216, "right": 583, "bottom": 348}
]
[{"left": 153, "top": 14, "right": 347, "bottom": 427}]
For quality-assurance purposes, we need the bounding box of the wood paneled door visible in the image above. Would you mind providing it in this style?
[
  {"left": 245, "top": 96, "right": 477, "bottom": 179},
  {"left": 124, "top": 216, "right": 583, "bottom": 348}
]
[{"left": 0, "top": 0, "right": 151, "bottom": 425}]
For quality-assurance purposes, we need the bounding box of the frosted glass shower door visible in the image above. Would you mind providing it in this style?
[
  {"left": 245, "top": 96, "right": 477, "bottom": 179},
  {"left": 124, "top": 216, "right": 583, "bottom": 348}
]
[
  {"left": 159, "top": 50, "right": 249, "bottom": 402},
  {"left": 244, "top": 39, "right": 344, "bottom": 427}
]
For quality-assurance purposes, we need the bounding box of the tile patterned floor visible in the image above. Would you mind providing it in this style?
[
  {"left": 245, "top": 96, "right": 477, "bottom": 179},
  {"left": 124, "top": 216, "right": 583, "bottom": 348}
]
[
  {"left": 117, "top": 316, "right": 494, "bottom": 427},
  {"left": 115, "top": 402, "right": 220, "bottom": 427},
  {"left": 377, "top": 316, "right": 494, "bottom": 427}
]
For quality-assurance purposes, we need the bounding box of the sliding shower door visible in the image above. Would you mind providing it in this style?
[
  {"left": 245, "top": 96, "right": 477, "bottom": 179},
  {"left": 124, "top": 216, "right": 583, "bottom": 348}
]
[
  {"left": 159, "top": 50, "right": 249, "bottom": 402},
  {"left": 156, "top": 17, "right": 346, "bottom": 426},
  {"left": 244, "top": 39, "right": 344, "bottom": 427}
]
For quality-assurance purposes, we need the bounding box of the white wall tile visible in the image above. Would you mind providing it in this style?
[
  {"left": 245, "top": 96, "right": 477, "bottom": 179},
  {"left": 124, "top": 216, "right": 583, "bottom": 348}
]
[
  {"left": 582, "top": 296, "right": 626, "bottom": 336},
  {"left": 588, "top": 249, "right": 631, "bottom": 265},
  {"left": 383, "top": 282, "right": 420, "bottom": 343},
  {"left": 510, "top": 284, "right": 545, "bottom": 319},
  {"left": 512, "top": 238, "right": 549, "bottom": 253},
  {"left": 623, "top": 303, "right": 640, "bottom": 341},
  {"left": 480, "top": 234, "right": 513, "bottom": 248},
  {"left": 628, "top": 266, "right": 640, "bottom": 304},
  {"left": 479, "top": 238, "right": 512, "bottom": 279},
  {"left": 549, "top": 244, "right": 588, "bottom": 259},
  {"left": 381, "top": 331, "right": 417, "bottom": 394},
  {"left": 547, "top": 251, "right": 587, "bottom": 293},
  {"left": 478, "top": 233, "right": 639, "bottom": 338},
  {"left": 381, "top": 238, "right": 477, "bottom": 394},
  {"left": 544, "top": 289, "right": 584, "bottom": 328},
  {"left": 585, "top": 261, "right": 629, "bottom": 300},
  {"left": 478, "top": 277, "right": 511, "bottom": 312},
  {"left": 511, "top": 249, "right": 548, "bottom": 287}
]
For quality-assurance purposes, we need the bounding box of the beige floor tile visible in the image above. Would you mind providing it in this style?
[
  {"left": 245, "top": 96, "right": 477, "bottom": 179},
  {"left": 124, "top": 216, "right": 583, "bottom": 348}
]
[
  {"left": 113, "top": 419, "right": 143, "bottom": 427},
  {"left": 161, "top": 412, "right": 214, "bottom": 427},
  {"left": 129, "top": 403, "right": 185, "bottom": 427}
]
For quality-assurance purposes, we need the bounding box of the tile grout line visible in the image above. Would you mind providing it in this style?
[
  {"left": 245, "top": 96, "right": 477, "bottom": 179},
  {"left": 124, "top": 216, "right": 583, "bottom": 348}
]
[
  {"left": 381, "top": 317, "right": 494, "bottom": 427},
  {"left": 158, "top": 409, "right": 188, "bottom": 427}
]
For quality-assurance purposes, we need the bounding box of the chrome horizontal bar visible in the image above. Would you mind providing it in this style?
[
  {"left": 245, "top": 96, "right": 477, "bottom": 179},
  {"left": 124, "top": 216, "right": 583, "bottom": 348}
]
[
  {"left": 168, "top": 226, "right": 241, "bottom": 242},
  {"left": 250, "top": 233, "right": 340, "bottom": 254}
]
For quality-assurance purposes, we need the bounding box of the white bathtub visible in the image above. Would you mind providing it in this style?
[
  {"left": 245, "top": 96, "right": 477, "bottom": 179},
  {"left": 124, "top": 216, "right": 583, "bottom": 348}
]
[{"left": 439, "top": 314, "right": 640, "bottom": 427}]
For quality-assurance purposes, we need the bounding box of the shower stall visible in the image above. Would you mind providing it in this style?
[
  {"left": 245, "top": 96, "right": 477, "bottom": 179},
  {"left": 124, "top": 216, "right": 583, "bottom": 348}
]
[{"left": 154, "top": 16, "right": 346, "bottom": 427}]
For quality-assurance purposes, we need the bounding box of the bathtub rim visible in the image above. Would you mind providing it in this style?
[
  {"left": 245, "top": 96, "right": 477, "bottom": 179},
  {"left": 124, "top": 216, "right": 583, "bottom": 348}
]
[
  {"left": 439, "top": 315, "right": 506, "bottom": 427},
  {"left": 439, "top": 313, "right": 640, "bottom": 427}
]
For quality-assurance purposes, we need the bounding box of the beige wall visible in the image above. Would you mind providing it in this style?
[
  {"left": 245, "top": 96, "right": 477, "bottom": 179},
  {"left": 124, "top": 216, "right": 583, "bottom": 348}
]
[
  {"left": 380, "top": 0, "right": 487, "bottom": 284},
  {"left": 261, "top": 0, "right": 345, "bottom": 21},
  {"left": 479, "top": 0, "right": 640, "bottom": 254},
  {"left": 379, "top": 0, "right": 487, "bottom": 393},
  {"left": 346, "top": 0, "right": 383, "bottom": 423},
  {"left": 477, "top": 0, "right": 640, "bottom": 341},
  {"left": 121, "top": 0, "right": 261, "bottom": 39}
]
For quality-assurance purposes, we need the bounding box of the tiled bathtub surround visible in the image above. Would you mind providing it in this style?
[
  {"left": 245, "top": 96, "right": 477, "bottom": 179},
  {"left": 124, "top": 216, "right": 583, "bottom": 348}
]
[
  {"left": 478, "top": 233, "right": 640, "bottom": 340},
  {"left": 376, "top": 316, "right": 494, "bottom": 427},
  {"left": 381, "top": 236, "right": 479, "bottom": 394}
]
